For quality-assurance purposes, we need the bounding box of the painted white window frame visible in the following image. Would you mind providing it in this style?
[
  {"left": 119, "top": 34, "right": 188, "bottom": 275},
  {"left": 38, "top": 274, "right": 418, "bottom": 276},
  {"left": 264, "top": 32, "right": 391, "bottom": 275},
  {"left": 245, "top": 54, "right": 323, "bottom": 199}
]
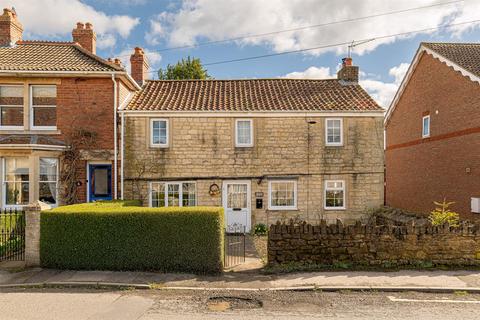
[
  {"left": 150, "top": 118, "right": 169, "bottom": 148},
  {"left": 149, "top": 181, "right": 197, "bottom": 207},
  {"left": 268, "top": 180, "right": 297, "bottom": 210},
  {"left": 2, "top": 157, "right": 30, "bottom": 208},
  {"left": 30, "top": 85, "right": 57, "bottom": 131},
  {"left": 422, "top": 115, "right": 430, "bottom": 138},
  {"left": 235, "top": 119, "right": 254, "bottom": 147},
  {"left": 0, "top": 84, "right": 24, "bottom": 130},
  {"left": 325, "top": 118, "right": 343, "bottom": 146},
  {"left": 324, "top": 180, "right": 346, "bottom": 210},
  {"left": 39, "top": 157, "right": 59, "bottom": 208}
]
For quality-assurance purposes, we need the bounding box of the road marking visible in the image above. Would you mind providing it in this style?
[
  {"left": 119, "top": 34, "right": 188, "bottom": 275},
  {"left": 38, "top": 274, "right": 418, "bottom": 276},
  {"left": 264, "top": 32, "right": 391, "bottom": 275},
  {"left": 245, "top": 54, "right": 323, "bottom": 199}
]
[{"left": 387, "top": 296, "right": 480, "bottom": 304}]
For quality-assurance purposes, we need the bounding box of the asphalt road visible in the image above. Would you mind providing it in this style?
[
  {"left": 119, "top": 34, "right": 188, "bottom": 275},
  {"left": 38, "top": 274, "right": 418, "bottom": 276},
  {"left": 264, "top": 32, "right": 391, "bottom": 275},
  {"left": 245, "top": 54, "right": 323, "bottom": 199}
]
[{"left": 1, "top": 288, "right": 480, "bottom": 319}]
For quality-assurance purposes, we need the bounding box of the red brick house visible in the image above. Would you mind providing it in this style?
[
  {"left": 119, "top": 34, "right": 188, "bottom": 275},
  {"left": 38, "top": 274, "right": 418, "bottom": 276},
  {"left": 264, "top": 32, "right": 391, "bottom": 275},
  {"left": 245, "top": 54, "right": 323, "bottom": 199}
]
[
  {"left": 385, "top": 42, "right": 480, "bottom": 218},
  {"left": 0, "top": 8, "right": 144, "bottom": 208}
]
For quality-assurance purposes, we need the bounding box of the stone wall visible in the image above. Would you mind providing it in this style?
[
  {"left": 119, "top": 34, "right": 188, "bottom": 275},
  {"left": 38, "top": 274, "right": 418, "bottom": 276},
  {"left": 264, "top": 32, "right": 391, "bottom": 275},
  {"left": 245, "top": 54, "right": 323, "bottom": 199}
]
[
  {"left": 124, "top": 115, "right": 384, "bottom": 224},
  {"left": 268, "top": 219, "right": 480, "bottom": 266}
]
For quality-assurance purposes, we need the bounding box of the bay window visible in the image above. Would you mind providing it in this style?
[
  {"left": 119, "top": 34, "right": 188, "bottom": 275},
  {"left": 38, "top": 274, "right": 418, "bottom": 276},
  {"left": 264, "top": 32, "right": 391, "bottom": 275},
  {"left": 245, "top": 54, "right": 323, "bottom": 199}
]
[
  {"left": 39, "top": 158, "right": 58, "bottom": 206},
  {"left": 150, "top": 182, "right": 196, "bottom": 207},
  {"left": 3, "top": 157, "right": 29, "bottom": 206}
]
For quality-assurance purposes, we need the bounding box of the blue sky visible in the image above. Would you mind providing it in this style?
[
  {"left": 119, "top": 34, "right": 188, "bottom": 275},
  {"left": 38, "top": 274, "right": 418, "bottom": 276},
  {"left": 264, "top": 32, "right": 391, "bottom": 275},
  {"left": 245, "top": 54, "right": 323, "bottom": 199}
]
[{"left": 2, "top": 0, "right": 480, "bottom": 107}]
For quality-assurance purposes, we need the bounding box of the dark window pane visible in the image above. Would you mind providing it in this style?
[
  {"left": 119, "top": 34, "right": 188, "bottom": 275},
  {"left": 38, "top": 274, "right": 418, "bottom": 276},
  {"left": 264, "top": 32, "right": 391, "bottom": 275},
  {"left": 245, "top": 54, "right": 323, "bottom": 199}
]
[
  {"left": 33, "top": 107, "right": 56, "bottom": 127},
  {"left": 94, "top": 169, "right": 109, "bottom": 196},
  {"left": 1, "top": 106, "right": 23, "bottom": 126}
]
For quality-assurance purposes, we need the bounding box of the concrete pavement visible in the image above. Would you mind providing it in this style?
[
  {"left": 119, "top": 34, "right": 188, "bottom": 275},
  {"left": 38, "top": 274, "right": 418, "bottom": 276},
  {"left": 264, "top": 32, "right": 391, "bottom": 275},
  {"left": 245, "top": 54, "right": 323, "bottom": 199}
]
[{"left": 2, "top": 267, "right": 480, "bottom": 292}]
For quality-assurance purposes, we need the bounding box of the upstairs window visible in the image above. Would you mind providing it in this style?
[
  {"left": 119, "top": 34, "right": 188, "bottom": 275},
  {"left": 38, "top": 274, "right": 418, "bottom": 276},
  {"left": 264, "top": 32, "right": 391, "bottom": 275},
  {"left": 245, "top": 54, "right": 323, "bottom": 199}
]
[
  {"left": 0, "top": 85, "right": 24, "bottom": 129},
  {"left": 235, "top": 119, "right": 253, "bottom": 147},
  {"left": 150, "top": 119, "right": 169, "bottom": 147},
  {"left": 422, "top": 115, "right": 430, "bottom": 138},
  {"left": 31, "top": 85, "right": 56, "bottom": 130},
  {"left": 325, "top": 118, "right": 343, "bottom": 146}
]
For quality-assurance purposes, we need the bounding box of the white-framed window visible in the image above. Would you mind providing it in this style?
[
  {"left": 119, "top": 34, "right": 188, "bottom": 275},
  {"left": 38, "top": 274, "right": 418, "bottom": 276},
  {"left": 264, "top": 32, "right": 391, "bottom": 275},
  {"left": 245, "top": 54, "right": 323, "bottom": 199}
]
[
  {"left": 324, "top": 180, "right": 346, "bottom": 210},
  {"left": 150, "top": 181, "right": 196, "bottom": 207},
  {"left": 268, "top": 180, "right": 297, "bottom": 210},
  {"left": 150, "top": 118, "right": 169, "bottom": 147},
  {"left": 422, "top": 115, "right": 430, "bottom": 138},
  {"left": 30, "top": 85, "right": 57, "bottom": 130},
  {"left": 235, "top": 119, "right": 253, "bottom": 147},
  {"left": 39, "top": 158, "right": 58, "bottom": 207},
  {"left": 325, "top": 118, "right": 343, "bottom": 146},
  {"left": 0, "top": 85, "right": 24, "bottom": 130},
  {"left": 3, "top": 157, "right": 30, "bottom": 207}
]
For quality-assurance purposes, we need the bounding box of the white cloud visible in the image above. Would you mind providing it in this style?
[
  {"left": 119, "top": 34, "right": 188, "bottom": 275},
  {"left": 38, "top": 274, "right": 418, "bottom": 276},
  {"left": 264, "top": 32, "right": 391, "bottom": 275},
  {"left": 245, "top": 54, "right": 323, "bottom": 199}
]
[
  {"left": 115, "top": 48, "right": 162, "bottom": 78},
  {"left": 0, "top": 0, "right": 140, "bottom": 48},
  {"left": 360, "top": 63, "right": 410, "bottom": 108},
  {"left": 97, "top": 33, "right": 116, "bottom": 50},
  {"left": 148, "top": 0, "right": 478, "bottom": 55},
  {"left": 282, "top": 62, "right": 410, "bottom": 108},
  {"left": 282, "top": 66, "right": 335, "bottom": 79}
]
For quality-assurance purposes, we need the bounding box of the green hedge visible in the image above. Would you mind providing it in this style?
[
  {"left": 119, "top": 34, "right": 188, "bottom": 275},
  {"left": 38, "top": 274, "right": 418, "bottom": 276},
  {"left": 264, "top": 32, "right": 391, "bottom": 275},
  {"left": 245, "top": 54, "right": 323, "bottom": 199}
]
[{"left": 41, "top": 204, "right": 224, "bottom": 274}]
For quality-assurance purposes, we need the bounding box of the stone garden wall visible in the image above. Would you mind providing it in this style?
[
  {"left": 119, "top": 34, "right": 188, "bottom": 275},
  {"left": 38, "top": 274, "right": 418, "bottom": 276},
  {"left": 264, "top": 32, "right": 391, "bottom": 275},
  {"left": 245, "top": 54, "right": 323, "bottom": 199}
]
[{"left": 268, "top": 219, "right": 480, "bottom": 267}]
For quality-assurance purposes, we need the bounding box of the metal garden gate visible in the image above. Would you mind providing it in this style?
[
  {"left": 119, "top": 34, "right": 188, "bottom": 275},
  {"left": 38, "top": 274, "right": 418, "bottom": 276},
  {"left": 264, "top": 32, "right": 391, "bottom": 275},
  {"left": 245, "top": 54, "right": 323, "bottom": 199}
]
[
  {"left": 224, "top": 224, "right": 246, "bottom": 268},
  {"left": 0, "top": 208, "right": 25, "bottom": 262}
]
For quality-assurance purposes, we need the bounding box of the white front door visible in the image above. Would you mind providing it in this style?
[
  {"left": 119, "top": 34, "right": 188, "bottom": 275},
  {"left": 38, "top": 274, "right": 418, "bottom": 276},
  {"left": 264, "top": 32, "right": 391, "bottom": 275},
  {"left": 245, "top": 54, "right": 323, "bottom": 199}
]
[{"left": 222, "top": 181, "right": 251, "bottom": 232}]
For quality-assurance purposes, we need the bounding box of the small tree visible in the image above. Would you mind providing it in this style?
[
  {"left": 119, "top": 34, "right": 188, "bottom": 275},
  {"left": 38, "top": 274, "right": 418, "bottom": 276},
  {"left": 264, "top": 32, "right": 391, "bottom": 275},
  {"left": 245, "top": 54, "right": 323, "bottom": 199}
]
[
  {"left": 429, "top": 199, "right": 460, "bottom": 227},
  {"left": 158, "top": 56, "right": 211, "bottom": 80}
]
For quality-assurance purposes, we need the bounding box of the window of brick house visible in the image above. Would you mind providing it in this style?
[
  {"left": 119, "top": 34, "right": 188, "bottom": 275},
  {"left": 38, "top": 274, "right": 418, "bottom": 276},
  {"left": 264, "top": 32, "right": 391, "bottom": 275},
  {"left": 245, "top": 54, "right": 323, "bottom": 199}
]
[
  {"left": 235, "top": 119, "right": 253, "bottom": 147},
  {"left": 39, "top": 158, "right": 58, "bottom": 206},
  {"left": 268, "top": 180, "right": 297, "bottom": 210},
  {"left": 422, "top": 115, "right": 430, "bottom": 138},
  {"left": 3, "top": 157, "right": 30, "bottom": 206},
  {"left": 150, "top": 182, "right": 196, "bottom": 207},
  {"left": 325, "top": 118, "right": 343, "bottom": 146},
  {"left": 0, "top": 85, "right": 24, "bottom": 129},
  {"left": 31, "top": 85, "right": 56, "bottom": 130},
  {"left": 324, "top": 180, "right": 345, "bottom": 210},
  {"left": 150, "top": 119, "right": 169, "bottom": 147}
]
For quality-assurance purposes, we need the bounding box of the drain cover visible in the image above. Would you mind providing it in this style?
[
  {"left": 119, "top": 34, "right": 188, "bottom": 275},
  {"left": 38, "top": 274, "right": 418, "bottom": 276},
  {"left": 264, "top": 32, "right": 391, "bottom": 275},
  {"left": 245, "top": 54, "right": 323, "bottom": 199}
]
[{"left": 207, "top": 296, "right": 263, "bottom": 311}]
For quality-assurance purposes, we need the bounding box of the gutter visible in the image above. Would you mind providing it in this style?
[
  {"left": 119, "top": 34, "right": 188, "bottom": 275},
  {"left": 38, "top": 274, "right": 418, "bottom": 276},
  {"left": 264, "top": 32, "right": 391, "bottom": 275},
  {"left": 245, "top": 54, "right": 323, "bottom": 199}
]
[{"left": 112, "top": 74, "right": 118, "bottom": 200}]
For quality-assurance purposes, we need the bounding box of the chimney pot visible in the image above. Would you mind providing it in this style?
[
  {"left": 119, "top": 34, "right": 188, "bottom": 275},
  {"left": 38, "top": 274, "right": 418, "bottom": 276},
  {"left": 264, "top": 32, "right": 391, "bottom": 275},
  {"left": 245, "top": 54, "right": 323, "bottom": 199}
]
[
  {"left": 130, "top": 47, "right": 150, "bottom": 86},
  {"left": 72, "top": 21, "right": 96, "bottom": 54},
  {"left": 0, "top": 7, "right": 23, "bottom": 46},
  {"left": 337, "top": 57, "right": 359, "bottom": 83}
]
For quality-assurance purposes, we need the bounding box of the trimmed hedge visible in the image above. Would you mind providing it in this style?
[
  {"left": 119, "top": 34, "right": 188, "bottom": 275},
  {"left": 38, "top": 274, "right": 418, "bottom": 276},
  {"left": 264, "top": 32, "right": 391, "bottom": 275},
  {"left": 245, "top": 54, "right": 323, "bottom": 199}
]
[{"left": 41, "top": 203, "right": 224, "bottom": 274}]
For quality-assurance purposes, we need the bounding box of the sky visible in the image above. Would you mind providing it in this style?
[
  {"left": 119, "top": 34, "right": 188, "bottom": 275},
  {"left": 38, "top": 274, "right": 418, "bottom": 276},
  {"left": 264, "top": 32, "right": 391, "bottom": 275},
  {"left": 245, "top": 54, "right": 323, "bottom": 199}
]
[{"left": 1, "top": 0, "right": 480, "bottom": 108}]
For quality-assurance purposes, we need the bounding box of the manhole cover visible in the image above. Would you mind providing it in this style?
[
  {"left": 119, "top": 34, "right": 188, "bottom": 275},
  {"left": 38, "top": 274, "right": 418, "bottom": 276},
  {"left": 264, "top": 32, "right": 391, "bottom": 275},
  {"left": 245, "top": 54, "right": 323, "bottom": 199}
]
[{"left": 207, "top": 296, "right": 263, "bottom": 311}]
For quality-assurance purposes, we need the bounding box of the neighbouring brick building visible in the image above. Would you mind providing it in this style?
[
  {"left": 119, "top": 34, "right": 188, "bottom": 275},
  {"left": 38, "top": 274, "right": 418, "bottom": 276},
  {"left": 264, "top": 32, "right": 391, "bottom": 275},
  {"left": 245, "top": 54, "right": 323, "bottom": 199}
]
[
  {"left": 0, "top": 8, "right": 141, "bottom": 208},
  {"left": 121, "top": 57, "right": 385, "bottom": 230},
  {"left": 385, "top": 42, "right": 480, "bottom": 219}
]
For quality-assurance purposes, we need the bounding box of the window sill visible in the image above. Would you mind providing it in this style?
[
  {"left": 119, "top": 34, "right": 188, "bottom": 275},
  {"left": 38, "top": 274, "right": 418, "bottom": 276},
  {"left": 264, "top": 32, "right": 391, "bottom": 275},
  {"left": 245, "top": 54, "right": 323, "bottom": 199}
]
[
  {"left": 325, "top": 144, "right": 344, "bottom": 147},
  {"left": 150, "top": 144, "right": 169, "bottom": 149},
  {"left": 324, "top": 207, "right": 346, "bottom": 211},
  {"left": 0, "top": 129, "right": 61, "bottom": 135},
  {"left": 267, "top": 207, "right": 298, "bottom": 211}
]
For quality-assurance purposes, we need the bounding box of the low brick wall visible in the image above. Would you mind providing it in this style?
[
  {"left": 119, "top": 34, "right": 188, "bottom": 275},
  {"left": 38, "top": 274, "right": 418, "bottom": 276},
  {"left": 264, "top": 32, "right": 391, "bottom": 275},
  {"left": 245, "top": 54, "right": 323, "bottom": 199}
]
[{"left": 268, "top": 220, "right": 480, "bottom": 267}]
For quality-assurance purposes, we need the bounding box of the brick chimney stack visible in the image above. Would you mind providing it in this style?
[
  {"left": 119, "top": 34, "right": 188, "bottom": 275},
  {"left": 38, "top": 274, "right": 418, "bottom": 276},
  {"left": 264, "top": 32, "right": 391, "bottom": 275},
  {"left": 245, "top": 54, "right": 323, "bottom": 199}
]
[
  {"left": 0, "top": 8, "right": 23, "bottom": 47},
  {"left": 337, "top": 57, "right": 359, "bottom": 83},
  {"left": 130, "top": 47, "right": 150, "bottom": 86},
  {"left": 72, "top": 22, "right": 96, "bottom": 54}
]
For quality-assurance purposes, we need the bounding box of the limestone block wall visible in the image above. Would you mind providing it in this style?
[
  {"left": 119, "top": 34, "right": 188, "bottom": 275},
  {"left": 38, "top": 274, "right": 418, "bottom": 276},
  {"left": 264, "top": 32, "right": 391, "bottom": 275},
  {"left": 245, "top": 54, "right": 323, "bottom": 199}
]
[{"left": 123, "top": 115, "right": 384, "bottom": 224}]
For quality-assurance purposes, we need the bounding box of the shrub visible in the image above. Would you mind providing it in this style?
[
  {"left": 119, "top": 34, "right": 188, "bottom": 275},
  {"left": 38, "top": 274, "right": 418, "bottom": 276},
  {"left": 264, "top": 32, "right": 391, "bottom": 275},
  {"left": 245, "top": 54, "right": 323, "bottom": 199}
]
[
  {"left": 429, "top": 199, "right": 459, "bottom": 227},
  {"left": 253, "top": 223, "right": 268, "bottom": 236},
  {"left": 41, "top": 203, "right": 224, "bottom": 274}
]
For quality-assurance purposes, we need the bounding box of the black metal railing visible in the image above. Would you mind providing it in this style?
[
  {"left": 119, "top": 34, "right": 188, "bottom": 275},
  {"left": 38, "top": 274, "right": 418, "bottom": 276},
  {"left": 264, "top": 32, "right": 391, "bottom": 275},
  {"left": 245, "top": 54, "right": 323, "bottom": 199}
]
[
  {"left": 0, "top": 208, "right": 25, "bottom": 262},
  {"left": 224, "top": 224, "right": 246, "bottom": 268}
]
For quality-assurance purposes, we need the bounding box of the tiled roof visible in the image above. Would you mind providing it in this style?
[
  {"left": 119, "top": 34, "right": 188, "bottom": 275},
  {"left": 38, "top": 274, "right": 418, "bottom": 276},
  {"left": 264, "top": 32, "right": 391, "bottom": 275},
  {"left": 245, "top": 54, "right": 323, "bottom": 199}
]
[
  {"left": 0, "top": 135, "right": 66, "bottom": 146},
  {"left": 0, "top": 41, "right": 123, "bottom": 72},
  {"left": 125, "top": 79, "right": 382, "bottom": 112},
  {"left": 422, "top": 42, "right": 480, "bottom": 77}
]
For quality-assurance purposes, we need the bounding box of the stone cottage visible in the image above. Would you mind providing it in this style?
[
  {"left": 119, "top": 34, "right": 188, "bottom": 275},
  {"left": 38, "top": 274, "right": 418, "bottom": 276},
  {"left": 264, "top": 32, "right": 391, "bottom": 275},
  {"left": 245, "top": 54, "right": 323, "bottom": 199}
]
[{"left": 121, "top": 57, "right": 385, "bottom": 231}]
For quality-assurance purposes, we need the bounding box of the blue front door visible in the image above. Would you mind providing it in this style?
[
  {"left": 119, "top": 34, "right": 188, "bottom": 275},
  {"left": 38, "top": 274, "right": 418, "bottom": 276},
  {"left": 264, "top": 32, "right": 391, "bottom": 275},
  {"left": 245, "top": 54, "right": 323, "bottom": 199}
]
[{"left": 89, "top": 164, "right": 112, "bottom": 201}]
